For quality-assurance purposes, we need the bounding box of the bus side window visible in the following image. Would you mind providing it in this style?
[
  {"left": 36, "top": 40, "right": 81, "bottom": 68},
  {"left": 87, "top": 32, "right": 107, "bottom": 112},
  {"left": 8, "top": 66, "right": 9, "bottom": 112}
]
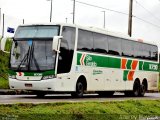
[
  {"left": 108, "top": 36, "right": 121, "bottom": 56},
  {"left": 77, "top": 30, "right": 94, "bottom": 52},
  {"left": 142, "top": 44, "right": 151, "bottom": 60},
  {"left": 151, "top": 45, "right": 158, "bottom": 61},
  {"left": 134, "top": 42, "right": 143, "bottom": 59},
  {"left": 93, "top": 33, "right": 108, "bottom": 54},
  {"left": 121, "top": 40, "right": 134, "bottom": 57}
]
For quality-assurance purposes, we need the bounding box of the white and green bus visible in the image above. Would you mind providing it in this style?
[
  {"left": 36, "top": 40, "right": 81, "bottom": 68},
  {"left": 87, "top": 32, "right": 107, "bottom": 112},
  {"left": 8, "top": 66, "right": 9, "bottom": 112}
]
[{"left": 1, "top": 23, "right": 159, "bottom": 97}]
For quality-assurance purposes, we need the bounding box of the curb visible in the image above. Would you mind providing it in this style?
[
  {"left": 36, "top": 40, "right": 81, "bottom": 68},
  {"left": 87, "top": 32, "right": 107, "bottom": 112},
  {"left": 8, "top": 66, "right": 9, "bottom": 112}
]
[
  {"left": 0, "top": 89, "right": 16, "bottom": 95},
  {"left": 0, "top": 89, "right": 33, "bottom": 95}
]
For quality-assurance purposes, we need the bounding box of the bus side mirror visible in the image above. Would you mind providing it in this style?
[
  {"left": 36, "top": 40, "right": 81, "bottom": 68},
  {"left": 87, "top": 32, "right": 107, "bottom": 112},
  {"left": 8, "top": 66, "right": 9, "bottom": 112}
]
[
  {"left": 0, "top": 37, "right": 10, "bottom": 53},
  {"left": 52, "top": 36, "right": 62, "bottom": 53}
]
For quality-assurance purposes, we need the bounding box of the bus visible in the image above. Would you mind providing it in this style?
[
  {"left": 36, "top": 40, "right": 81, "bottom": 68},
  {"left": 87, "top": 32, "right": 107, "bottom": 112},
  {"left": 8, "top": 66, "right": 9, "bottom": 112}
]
[{"left": 1, "top": 23, "right": 159, "bottom": 97}]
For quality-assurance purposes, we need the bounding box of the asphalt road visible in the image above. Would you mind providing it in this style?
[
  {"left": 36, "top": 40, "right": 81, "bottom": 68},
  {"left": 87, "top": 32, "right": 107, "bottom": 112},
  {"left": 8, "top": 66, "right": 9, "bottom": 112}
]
[{"left": 0, "top": 93, "right": 159, "bottom": 104}]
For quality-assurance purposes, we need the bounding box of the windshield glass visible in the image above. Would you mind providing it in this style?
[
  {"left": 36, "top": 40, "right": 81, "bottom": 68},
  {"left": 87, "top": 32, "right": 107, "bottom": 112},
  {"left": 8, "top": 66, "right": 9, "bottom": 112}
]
[
  {"left": 10, "top": 40, "right": 56, "bottom": 71},
  {"left": 11, "top": 25, "right": 60, "bottom": 71},
  {"left": 14, "top": 26, "right": 59, "bottom": 38}
]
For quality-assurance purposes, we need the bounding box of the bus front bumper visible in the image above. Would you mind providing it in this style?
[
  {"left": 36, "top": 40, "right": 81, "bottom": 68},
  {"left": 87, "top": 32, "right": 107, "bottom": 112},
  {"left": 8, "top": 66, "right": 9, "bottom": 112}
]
[{"left": 9, "top": 78, "right": 61, "bottom": 91}]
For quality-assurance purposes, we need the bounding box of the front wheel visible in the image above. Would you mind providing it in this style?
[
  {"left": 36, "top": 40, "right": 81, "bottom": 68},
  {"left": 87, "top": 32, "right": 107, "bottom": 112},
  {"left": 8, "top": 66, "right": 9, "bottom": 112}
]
[
  {"left": 71, "top": 81, "right": 84, "bottom": 98},
  {"left": 36, "top": 91, "right": 46, "bottom": 98}
]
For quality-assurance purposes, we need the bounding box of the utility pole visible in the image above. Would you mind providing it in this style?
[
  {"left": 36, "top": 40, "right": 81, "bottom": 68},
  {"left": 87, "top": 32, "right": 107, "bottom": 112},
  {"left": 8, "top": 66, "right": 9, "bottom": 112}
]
[
  {"left": 50, "top": 0, "right": 53, "bottom": 22},
  {"left": 101, "top": 11, "right": 106, "bottom": 29},
  {"left": 73, "top": 0, "right": 75, "bottom": 24},
  {"left": 128, "top": 0, "right": 133, "bottom": 37},
  {"left": 0, "top": 8, "right": 1, "bottom": 29},
  {"left": 2, "top": 14, "right": 4, "bottom": 38},
  {"left": 66, "top": 18, "right": 68, "bottom": 23},
  {"left": 23, "top": 19, "right": 24, "bottom": 24}
]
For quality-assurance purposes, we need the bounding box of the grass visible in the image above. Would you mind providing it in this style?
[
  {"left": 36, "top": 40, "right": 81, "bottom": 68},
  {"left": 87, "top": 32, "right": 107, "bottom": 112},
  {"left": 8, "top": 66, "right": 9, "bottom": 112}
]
[
  {"left": 0, "top": 77, "right": 9, "bottom": 89},
  {"left": 0, "top": 100, "right": 160, "bottom": 120}
]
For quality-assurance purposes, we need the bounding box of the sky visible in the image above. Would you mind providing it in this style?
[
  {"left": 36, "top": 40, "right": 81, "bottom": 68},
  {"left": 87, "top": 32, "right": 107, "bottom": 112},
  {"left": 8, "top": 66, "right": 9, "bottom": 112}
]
[{"left": 0, "top": 0, "right": 160, "bottom": 50}]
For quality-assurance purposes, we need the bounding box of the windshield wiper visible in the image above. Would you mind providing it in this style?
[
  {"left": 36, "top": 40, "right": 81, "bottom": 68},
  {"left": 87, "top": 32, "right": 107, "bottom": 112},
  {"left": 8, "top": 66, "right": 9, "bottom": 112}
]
[{"left": 17, "top": 46, "right": 31, "bottom": 71}]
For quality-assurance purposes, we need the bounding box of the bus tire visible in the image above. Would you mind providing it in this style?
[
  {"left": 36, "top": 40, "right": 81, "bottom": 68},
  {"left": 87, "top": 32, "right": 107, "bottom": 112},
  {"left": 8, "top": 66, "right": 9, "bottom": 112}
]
[
  {"left": 139, "top": 82, "right": 147, "bottom": 97},
  {"left": 71, "top": 81, "right": 84, "bottom": 98},
  {"left": 36, "top": 91, "right": 46, "bottom": 98},
  {"left": 132, "top": 80, "right": 140, "bottom": 97}
]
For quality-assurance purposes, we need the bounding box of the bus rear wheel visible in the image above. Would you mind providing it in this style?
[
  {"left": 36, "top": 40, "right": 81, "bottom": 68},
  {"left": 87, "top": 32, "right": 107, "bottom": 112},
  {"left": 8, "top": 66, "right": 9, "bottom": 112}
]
[
  {"left": 71, "top": 81, "right": 84, "bottom": 98},
  {"left": 125, "top": 80, "right": 140, "bottom": 97},
  {"left": 139, "top": 84, "right": 146, "bottom": 97}
]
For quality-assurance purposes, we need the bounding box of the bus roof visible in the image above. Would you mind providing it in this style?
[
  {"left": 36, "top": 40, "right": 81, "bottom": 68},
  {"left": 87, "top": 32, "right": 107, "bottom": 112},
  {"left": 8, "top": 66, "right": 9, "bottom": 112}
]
[{"left": 18, "top": 23, "right": 158, "bottom": 47}]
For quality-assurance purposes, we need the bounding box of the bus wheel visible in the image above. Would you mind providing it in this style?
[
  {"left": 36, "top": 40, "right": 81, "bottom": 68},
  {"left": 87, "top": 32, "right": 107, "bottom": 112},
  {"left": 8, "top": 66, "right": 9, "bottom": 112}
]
[
  {"left": 132, "top": 80, "right": 140, "bottom": 97},
  {"left": 139, "top": 84, "right": 146, "bottom": 97},
  {"left": 71, "top": 81, "right": 84, "bottom": 98},
  {"left": 36, "top": 92, "right": 46, "bottom": 98}
]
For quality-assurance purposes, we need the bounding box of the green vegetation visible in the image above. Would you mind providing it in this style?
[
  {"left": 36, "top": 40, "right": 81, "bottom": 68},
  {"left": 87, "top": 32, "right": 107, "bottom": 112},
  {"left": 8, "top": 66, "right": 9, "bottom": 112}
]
[
  {"left": 0, "top": 49, "right": 9, "bottom": 89},
  {"left": 0, "top": 77, "right": 9, "bottom": 89},
  {"left": 158, "top": 62, "right": 160, "bottom": 91},
  {"left": 0, "top": 100, "right": 159, "bottom": 120},
  {"left": 0, "top": 38, "right": 12, "bottom": 89}
]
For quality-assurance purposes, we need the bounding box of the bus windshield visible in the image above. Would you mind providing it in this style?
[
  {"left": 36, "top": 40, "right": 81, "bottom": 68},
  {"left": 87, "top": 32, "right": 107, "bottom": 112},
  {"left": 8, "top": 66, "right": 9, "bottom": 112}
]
[
  {"left": 14, "top": 25, "right": 59, "bottom": 38},
  {"left": 10, "top": 25, "right": 60, "bottom": 71},
  {"left": 10, "top": 40, "right": 56, "bottom": 71}
]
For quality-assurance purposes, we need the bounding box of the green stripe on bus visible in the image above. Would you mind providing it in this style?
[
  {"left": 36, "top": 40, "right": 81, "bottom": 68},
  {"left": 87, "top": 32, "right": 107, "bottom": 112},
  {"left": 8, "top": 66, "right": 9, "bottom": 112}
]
[
  {"left": 123, "top": 70, "right": 129, "bottom": 81},
  {"left": 77, "top": 53, "right": 158, "bottom": 72},
  {"left": 139, "top": 61, "right": 143, "bottom": 70},
  {"left": 77, "top": 53, "right": 121, "bottom": 69},
  {"left": 8, "top": 70, "right": 55, "bottom": 76},
  {"left": 8, "top": 70, "right": 16, "bottom": 75},
  {"left": 140, "top": 61, "right": 158, "bottom": 72},
  {"left": 126, "top": 60, "right": 132, "bottom": 69}
]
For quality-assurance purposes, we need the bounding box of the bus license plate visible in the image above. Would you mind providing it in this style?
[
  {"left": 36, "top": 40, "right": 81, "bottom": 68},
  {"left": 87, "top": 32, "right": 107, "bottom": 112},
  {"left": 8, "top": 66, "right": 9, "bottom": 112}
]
[{"left": 25, "top": 83, "right": 32, "bottom": 87}]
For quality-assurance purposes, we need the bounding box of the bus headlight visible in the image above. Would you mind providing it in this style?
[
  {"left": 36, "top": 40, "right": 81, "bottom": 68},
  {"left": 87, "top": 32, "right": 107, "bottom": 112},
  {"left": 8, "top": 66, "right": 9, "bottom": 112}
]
[
  {"left": 9, "top": 75, "right": 16, "bottom": 79},
  {"left": 41, "top": 75, "right": 55, "bottom": 80}
]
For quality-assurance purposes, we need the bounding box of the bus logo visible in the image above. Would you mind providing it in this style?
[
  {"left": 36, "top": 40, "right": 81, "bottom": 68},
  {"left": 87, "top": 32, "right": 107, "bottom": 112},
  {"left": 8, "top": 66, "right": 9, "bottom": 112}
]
[
  {"left": 16, "top": 72, "right": 24, "bottom": 76},
  {"left": 80, "top": 54, "right": 97, "bottom": 67}
]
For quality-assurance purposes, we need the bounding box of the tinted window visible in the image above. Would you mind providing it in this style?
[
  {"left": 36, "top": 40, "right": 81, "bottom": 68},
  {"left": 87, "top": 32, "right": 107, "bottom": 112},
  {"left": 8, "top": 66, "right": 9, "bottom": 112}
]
[
  {"left": 134, "top": 42, "right": 143, "bottom": 58},
  {"left": 151, "top": 45, "right": 158, "bottom": 61},
  {"left": 61, "top": 27, "right": 75, "bottom": 50},
  {"left": 15, "top": 26, "right": 59, "bottom": 38},
  {"left": 78, "top": 29, "right": 94, "bottom": 52},
  {"left": 93, "top": 33, "right": 108, "bottom": 54},
  {"left": 142, "top": 44, "right": 151, "bottom": 60},
  {"left": 122, "top": 40, "right": 134, "bottom": 57},
  {"left": 108, "top": 36, "right": 121, "bottom": 56},
  {"left": 57, "top": 27, "right": 75, "bottom": 74}
]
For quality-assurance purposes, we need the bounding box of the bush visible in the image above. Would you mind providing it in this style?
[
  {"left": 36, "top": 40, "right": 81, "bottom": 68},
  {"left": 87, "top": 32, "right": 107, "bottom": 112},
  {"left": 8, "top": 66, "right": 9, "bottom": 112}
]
[{"left": 0, "top": 38, "right": 11, "bottom": 82}]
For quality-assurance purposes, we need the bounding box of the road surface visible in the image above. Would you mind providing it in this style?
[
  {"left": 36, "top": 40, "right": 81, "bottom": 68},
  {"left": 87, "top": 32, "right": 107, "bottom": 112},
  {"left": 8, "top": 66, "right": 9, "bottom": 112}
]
[{"left": 0, "top": 93, "right": 159, "bottom": 104}]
